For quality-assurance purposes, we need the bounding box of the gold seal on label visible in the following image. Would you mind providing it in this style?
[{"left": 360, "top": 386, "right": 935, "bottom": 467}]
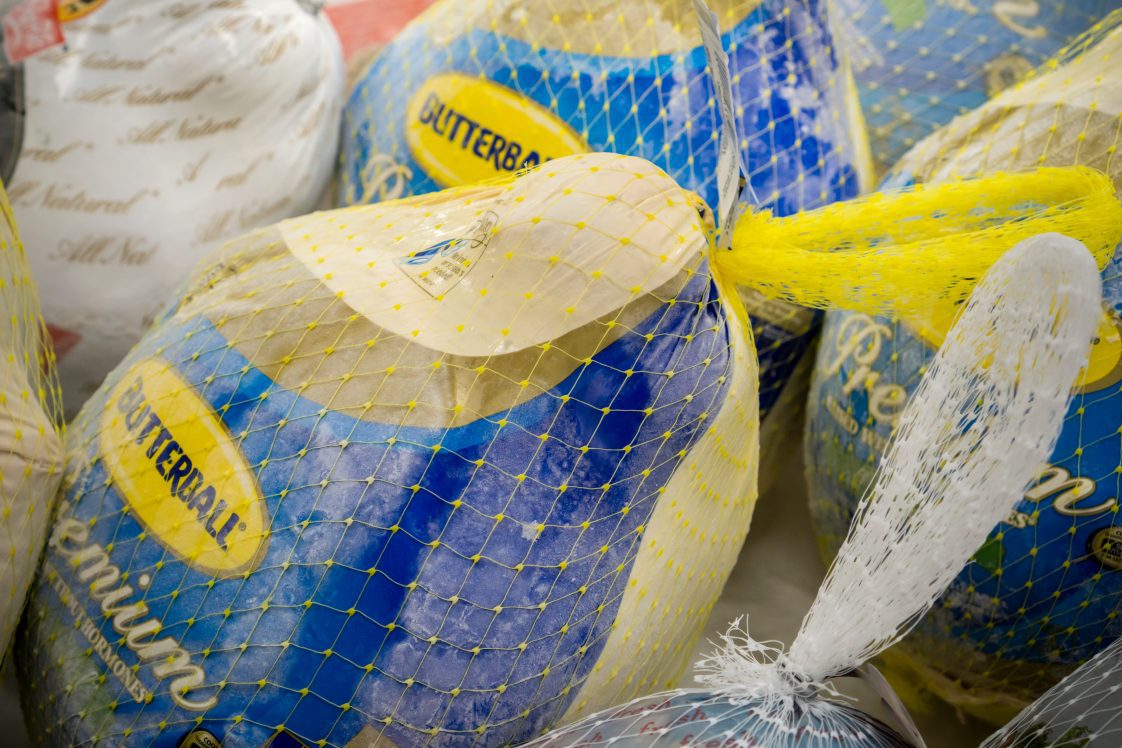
[
  {"left": 1090, "top": 526, "right": 1122, "bottom": 570},
  {"left": 179, "top": 731, "right": 222, "bottom": 748}
]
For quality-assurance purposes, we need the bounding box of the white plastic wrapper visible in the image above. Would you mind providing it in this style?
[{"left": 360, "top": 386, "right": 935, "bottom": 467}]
[
  {"left": 6, "top": 0, "right": 344, "bottom": 414},
  {"left": 525, "top": 234, "right": 1103, "bottom": 747}
]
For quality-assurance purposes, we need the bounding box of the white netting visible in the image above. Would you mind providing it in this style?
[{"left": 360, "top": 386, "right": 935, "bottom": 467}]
[
  {"left": 523, "top": 232, "right": 1103, "bottom": 747},
  {"left": 788, "top": 235, "right": 1102, "bottom": 684},
  {"left": 982, "top": 636, "right": 1122, "bottom": 748}
]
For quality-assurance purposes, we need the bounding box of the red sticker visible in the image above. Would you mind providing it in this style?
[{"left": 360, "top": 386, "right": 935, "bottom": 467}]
[
  {"left": 46, "top": 322, "right": 81, "bottom": 361},
  {"left": 324, "top": 0, "right": 434, "bottom": 62},
  {"left": 3, "top": 0, "right": 64, "bottom": 64}
]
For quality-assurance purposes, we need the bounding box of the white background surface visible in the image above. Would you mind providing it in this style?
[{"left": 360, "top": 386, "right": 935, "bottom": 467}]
[{"left": 0, "top": 447, "right": 996, "bottom": 746}]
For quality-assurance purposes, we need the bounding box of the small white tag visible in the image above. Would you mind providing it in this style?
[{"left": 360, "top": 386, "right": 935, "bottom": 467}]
[{"left": 395, "top": 209, "right": 498, "bottom": 297}]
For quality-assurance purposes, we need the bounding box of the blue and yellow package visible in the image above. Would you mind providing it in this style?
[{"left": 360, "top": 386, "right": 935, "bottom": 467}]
[
  {"left": 524, "top": 230, "right": 1106, "bottom": 748},
  {"left": 15, "top": 153, "right": 762, "bottom": 747},
  {"left": 833, "top": 0, "right": 1116, "bottom": 174},
  {"left": 338, "top": 0, "right": 871, "bottom": 484},
  {"left": 806, "top": 12, "right": 1122, "bottom": 724},
  {"left": 16, "top": 138, "right": 1121, "bottom": 743}
]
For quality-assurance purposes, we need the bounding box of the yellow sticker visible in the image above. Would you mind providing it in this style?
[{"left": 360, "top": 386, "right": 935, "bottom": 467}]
[
  {"left": 100, "top": 358, "right": 267, "bottom": 577},
  {"left": 405, "top": 73, "right": 587, "bottom": 188},
  {"left": 910, "top": 303, "right": 1122, "bottom": 393},
  {"left": 58, "top": 0, "right": 106, "bottom": 23}
]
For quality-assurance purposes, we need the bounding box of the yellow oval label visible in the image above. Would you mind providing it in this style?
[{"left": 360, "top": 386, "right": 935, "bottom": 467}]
[
  {"left": 58, "top": 0, "right": 106, "bottom": 22},
  {"left": 100, "top": 358, "right": 267, "bottom": 577},
  {"left": 909, "top": 303, "right": 1122, "bottom": 393},
  {"left": 405, "top": 73, "right": 588, "bottom": 188}
]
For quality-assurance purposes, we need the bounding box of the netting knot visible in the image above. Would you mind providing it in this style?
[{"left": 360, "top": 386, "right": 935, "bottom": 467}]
[{"left": 694, "top": 617, "right": 824, "bottom": 703}]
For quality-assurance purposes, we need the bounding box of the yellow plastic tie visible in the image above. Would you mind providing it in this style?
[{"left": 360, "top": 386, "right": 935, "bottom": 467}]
[{"left": 717, "top": 166, "right": 1122, "bottom": 320}]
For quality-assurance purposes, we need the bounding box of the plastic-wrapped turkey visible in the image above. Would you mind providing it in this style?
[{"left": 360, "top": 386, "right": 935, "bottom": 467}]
[
  {"left": 14, "top": 150, "right": 1122, "bottom": 746},
  {"left": 0, "top": 180, "right": 62, "bottom": 659},
  {"left": 3, "top": 0, "right": 344, "bottom": 414},
  {"left": 525, "top": 233, "right": 1103, "bottom": 748}
]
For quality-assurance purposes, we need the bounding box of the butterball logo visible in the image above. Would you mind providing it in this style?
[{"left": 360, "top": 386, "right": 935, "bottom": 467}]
[
  {"left": 405, "top": 73, "right": 587, "bottom": 187},
  {"left": 100, "top": 358, "right": 267, "bottom": 577}
]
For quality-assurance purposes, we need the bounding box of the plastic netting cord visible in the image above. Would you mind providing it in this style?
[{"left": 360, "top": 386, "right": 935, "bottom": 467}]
[
  {"left": 0, "top": 179, "right": 63, "bottom": 662},
  {"left": 524, "top": 231, "right": 1103, "bottom": 747},
  {"left": 721, "top": 167, "right": 1122, "bottom": 321},
  {"left": 981, "top": 636, "right": 1122, "bottom": 748},
  {"left": 803, "top": 9, "right": 1122, "bottom": 722}
]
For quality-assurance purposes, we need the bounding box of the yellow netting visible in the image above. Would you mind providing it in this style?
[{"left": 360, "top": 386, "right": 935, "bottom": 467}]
[
  {"left": 806, "top": 7, "right": 1122, "bottom": 726},
  {"left": 832, "top": 0, "right": 1116, "bottom": 175},
  {"left": 0, "top": 180, "right": 63, "bottom": 659},
  {"left": 337, "top": 0, "right": 873, "bottom": 487},
  {"left": 16, "top": 152, "right": 761, "bottom": 747},
  {"left": 720, "top": 165, "right": 1122, "bottom": 319}
]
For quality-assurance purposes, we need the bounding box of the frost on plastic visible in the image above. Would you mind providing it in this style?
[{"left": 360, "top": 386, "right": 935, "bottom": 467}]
[
  {"left": 982, "top": 636, "right": 1122, "bottom": 748},
  {"left": 0, "top": 180, "right": 62, "bottom": 660},
  {"left": 6, "top": 0, "right": 344, "bottom": 414},
  {"left": 806, "top": 10, "right": 1122, "bottom": 723},
  {"left": 527, "top": 233, "right": 1102, "bottom": 747}
]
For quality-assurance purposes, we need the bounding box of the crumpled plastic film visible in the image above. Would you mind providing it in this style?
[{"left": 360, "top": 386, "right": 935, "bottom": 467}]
[
  {"left": 523, "top": 232, "right": 1101, "bottom": 747},
  {"left": 981, "top": 636, "right": 1122, "bottom": 747},
  {"left": 6, "top": 0, "right": 344, "bottom": 414},
  {"left": 337, "top": 0, "right": 871, "bottom": 479},
  {"left": 0, "top": 180, "right": 62, "bottom": 660},
  {"left": 831, "top": 0, "right": 1118, "bottom": 175},
  {"left": 807, "top": 10, "right": 1122, "bottom": 723}
]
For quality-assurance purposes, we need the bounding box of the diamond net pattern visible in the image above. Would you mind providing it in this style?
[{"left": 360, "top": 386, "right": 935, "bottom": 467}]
[{"left": 807, "top": 11, "right": 1122, "bottom": 725}]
